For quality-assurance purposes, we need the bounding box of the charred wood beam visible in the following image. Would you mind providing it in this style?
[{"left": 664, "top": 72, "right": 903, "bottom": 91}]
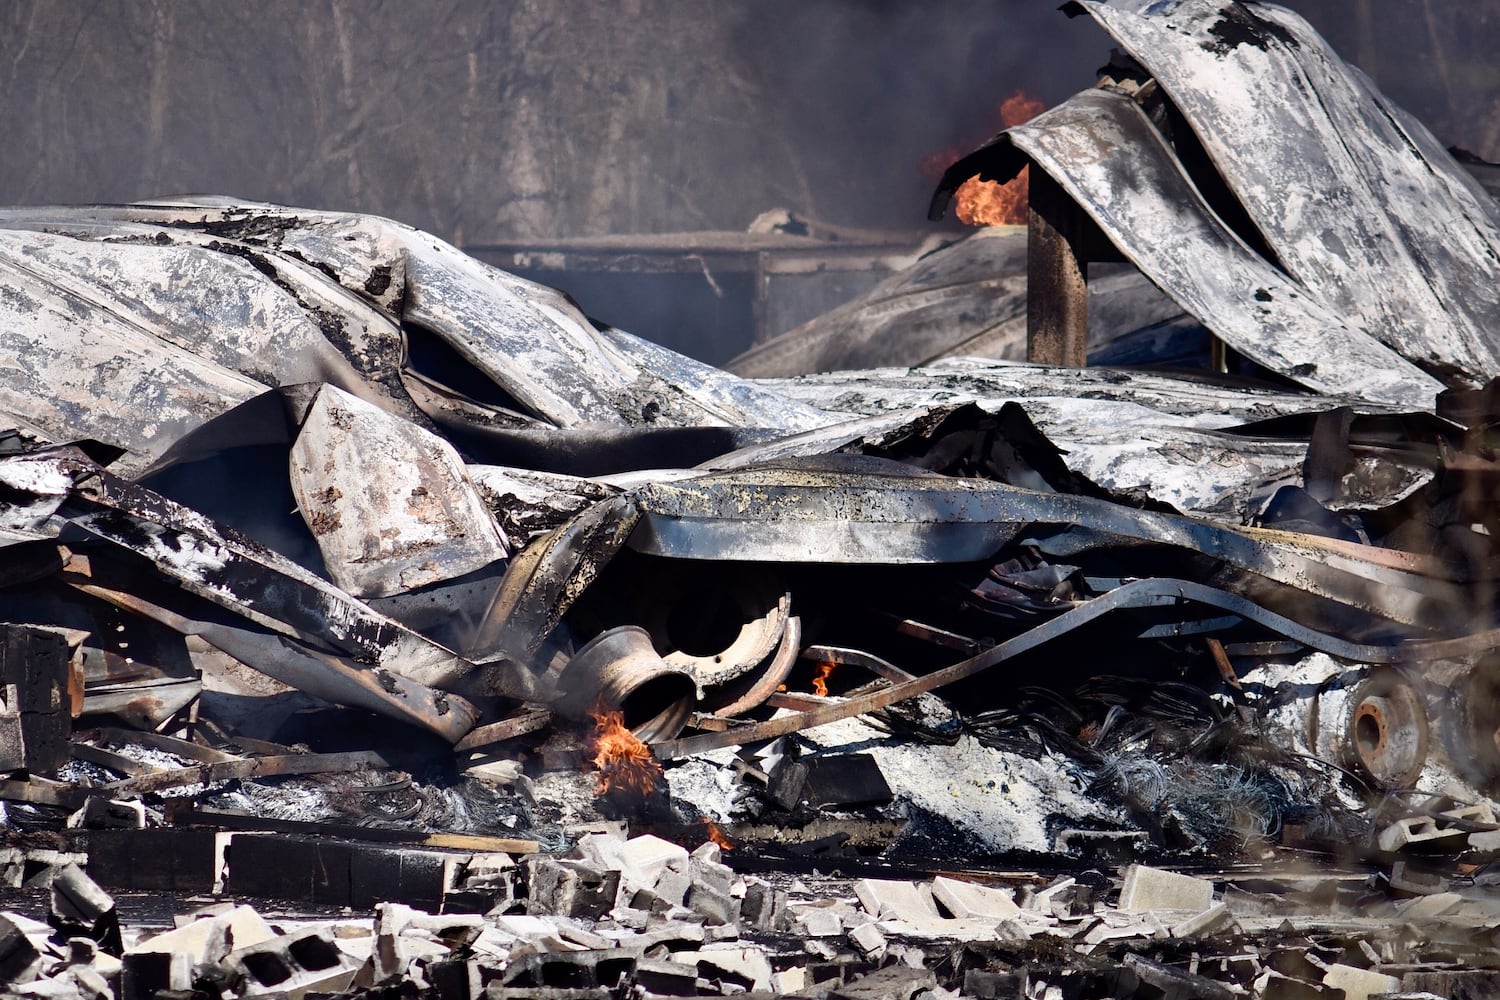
[
  {"left": 101, "top": 750, "right": 392, "bottom": 797},
  {"left": 92, "top": 726, "right": 237, "bottom": 764},
  {"left": 1027, "top": 171, "right": 1089, "bottom": 367},
  {"left": 65, "top": 579, "right": 480, "bottom": 744},
  {"left": 171, "top": 805, "right": 541, "bottom": 854},
  {"left": 453, "top": 707, "right": 552, "bottom": 752}
]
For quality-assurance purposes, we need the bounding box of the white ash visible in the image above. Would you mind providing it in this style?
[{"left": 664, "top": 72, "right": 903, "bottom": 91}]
[
  {"left": 874, "top": 736, "right": 1115, "bottom": 854},
  {"left": 669, "top": 713, "right": 1115, "bottom": 855},
  {"left": 664, "top": 751, "right": 739, "bottom": 823}
]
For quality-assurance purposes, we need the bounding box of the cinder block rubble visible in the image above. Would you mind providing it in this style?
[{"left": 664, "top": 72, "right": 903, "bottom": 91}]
[{"left": 1118, "top": 864, "right": 1216, "bottom": 914}]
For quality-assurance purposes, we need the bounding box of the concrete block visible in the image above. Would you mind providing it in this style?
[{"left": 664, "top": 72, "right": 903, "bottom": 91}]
[
  {"left": 489, "top": 914, "right": 559, "bottom": 943},
  {"left": 965, "top": 969, "right": 1026, "bottom": 999},
  {"left": 453, "top": 853, "right": 517, "bottom": 914},
  {"left": 626, "top": 919, "right": 705, "bottom": 950},
  {"left": 1170, "top": 901, "right": 1236, "bottom": 939},
  {"left": 651, "top": 865, "right": 692, "bottom": 907},
  {"left": 995, "top": 919, "right": 1034, "bottom": 941},
  {"left": 1125, "top": 954, "right": 1235, "bottom": 1000},
  {"left": 50, "top": 864, "right": 117, "bottom": 946},
  {"left": 1403, "top": 969, "right": 1500, "bottom": 997},
  {"left": 931, "top": 876, "right": 1020, "bottom": 921},
  {"left": 1322, "top": 964, "right": 1401, "bottom": 1000},
  {"left": 0, "top": 913, "right": 43, "bottom": 983},
  {"left": 853, "top": 878, "right": 938, "bottom": 921},
  {"left": 675, "top": 947, "right": 772, "bottom": 993},
  {"left": 226, "top": 834, "right": 319, "bottom": 901},
  {"left": 1397, "top": 891, "right": 1463, "bottom": 920},
  {"left": 225, "top": 927, "right": 358, "bottom": 997},
  {"left": 1025, "top": 875, "right": 1075, "bottom": 912},
  {"left": 1378, "top": 806, "right": 1491, "bottom": 852},
  {"left": 830, "top": 964, "right": 937, "bottom": 1000},
  {"left": 523, "top": 857, "right": 619, "bottom": 919},
  {"left": 502, "top": 947, "right": 637, "bottom": 989},
  {"left": 571, "top": 833, "right": 627, "bottom": 876},
  {"left": 686, "top": 883, "right": 741, "bottom": 926},
  {"left": 876, "top": 916, "right": 1005, "bottom": 941},
  {"left": 122, "top": 949, "right": 189, "bottom": 1000},
  {"left": 739, "top": 878, "right": 787, "bottom": 933},
  {"left": 0, "top": 848, "right": 24, "bottom": 889},
  {"left": 635, "top": 956, "right": 698, "bottom": 996},
  {"left": 1082, "top": 919, "right": 1154, "bottom": 946},
  {"left": 84, "top": 829, "right": 219, "bottom": 893},
  {"left": 129, "top": 904, "right": 275, "bottom": 967},
  {"left": 793, "top": 904, "right": 844, "bottom": 937},
  {"left": 1389, "top": 862, "right": 1448, "bottom": 896},
  {"left": 67, "top": 797, "right": 146, "bottom": 831},
  {"left": 0, "top": 625, "right": 71, "bottom": 773},
  {"left": 70, "top": 963, "right": 114, "bottom": 1000},
  {"left": 425, "top": 957, "right": 482, "bottom": 1000},
  {"left": 688, "top": 856, "right": 735, "bottom": 898},
  {"left": 1118, "top": 864, "right": 1215, "bottom": 913},
  {"left": 773, "top": 966, "right": 809, "bottom": 994},
  {"left": 848, "top": 921, "right": 885, "bottom": 956}
]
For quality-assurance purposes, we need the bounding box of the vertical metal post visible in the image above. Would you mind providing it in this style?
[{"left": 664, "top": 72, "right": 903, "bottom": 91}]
[
  {"left": 1026, "top": 170, "right": 1089, "bottom": 367},
  {"left": 750, "top": 251, "right": 771, "bottom": 345}
]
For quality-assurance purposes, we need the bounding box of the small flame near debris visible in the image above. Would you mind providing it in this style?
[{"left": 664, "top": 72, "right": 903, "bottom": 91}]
[
  {"left": 811, "top": 660, "right": 836, "bottom": 698},
  {"left": 587, "top": 706, "right": 663, "bottom": 797},
  {"left": 923, "top": 90, "right": 1047, "bottom": 227},
  {"left": 701, "top": 817, "right": 735, "bottom": 851}
]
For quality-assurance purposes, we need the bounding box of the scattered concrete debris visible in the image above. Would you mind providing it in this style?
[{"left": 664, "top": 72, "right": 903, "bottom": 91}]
[{"left": 3, "top": 826, "right": 1500, "bottom": 997}]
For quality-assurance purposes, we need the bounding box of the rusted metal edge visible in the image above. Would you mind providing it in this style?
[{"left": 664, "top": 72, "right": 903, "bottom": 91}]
[
  {"left": 804, "top": 645, "right": 919, "bottom": 683},
  {"left": 708, "top": 615, "right": 802, "bottom": 719},
  {"left": 66, "top": 579, "right": 480, "bottom": 744},
  {"left": 454, "top": 708, "right": 552, "bottom": 752}
]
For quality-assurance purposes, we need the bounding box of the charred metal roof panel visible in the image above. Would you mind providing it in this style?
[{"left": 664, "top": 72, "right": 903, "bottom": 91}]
[
  {"left": 0, "top": 203, "right": 835, "bottom": 473},
  {"left": 935, "top": 88, "right": 1443, "bottom": 409},
  {"left": 1072, "top": 0, "right": 1500, "bottom": 384}
]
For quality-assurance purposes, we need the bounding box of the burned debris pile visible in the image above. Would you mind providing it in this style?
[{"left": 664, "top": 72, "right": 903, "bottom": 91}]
[{"left": 5, "top": 0, "right": 1500, "bottom": 996}]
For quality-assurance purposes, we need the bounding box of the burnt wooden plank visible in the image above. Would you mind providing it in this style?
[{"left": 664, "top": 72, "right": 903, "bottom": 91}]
[{"left": 1026, "top": 170, "right": 1089, "bottom": 367}]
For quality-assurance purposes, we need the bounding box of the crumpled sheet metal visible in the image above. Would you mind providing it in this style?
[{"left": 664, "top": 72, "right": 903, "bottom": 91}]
[
  {"left": 467, "top": 464, "right": 622, "bottom": 546},
  {"left": 289, "top": 384, "right": 509, "bottom": 599},
  {"left": 0, "top": 201, "right": 833, "bottom": 476},
  {"left": 933, "top": 89, "right": 1442, "bottom": 409},
  {"left": 1070, "top": 0, "right": 1500, "bottom": 385},
  {"left": 727, "top": 226, "right": 1193, "bottom": 378},
  {"left": 752, "top": 362, "right": 1438, "bottom": 521},
  {"left": 0, "top": 231, "right": 270, "bottom": 478},
  {"left": 0, "top": 449, "right": 489, "bottom": 741},
  {"left": 728, "top": 227, "right": 1031, "bottom": 378},
  {"left": 627, "top": 465, "right": 1467, "bottom": 631},
  {"left": 17, "top": 452, "right": 477, "bottom": 692}
]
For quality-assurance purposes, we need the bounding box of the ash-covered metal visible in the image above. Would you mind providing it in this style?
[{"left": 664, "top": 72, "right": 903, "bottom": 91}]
[{"left": 3, "top": 2, "right": 1500, "bottom": 995}]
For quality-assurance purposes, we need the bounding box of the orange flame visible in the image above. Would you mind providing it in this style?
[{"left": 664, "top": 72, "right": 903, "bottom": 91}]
[
  {"left": 587, "top": 708, "right": 662, "bottom": 796},
  {"left": 811, "top": 660, "right": 836, "bottom": 698},
  {"left": 954, "top": 167, "right": 1030, "bottom": 227},
  {"left": 931, "top": 90, "right": 1048, "bottom": 227},
  {"left": 702, "top": 818, "right": 735, "bottom": 852}
]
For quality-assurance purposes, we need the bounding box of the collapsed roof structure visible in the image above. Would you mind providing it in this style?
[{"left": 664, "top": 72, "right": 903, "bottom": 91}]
[{"left": 4, "top": 1, "right": 1500, "bottom": 996}]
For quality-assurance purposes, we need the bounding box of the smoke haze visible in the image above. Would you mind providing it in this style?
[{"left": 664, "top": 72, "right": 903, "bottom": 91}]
[{"left": 0, "top": 1, "right": 1494, "bottom": 243}]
